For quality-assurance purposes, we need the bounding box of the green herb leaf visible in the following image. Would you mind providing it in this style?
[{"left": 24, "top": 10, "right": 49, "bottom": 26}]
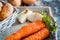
[{"left": 40, "top": 10, "right": 57, "bottom": 32}]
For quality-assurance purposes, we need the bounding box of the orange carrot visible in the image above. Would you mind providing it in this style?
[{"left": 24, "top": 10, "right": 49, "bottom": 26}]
[
  {"left": 22, "top": 28, "right": 50, "bottom": 40},
  {"left": 5, "top": 20, "right": 45, "bottom": 40}
]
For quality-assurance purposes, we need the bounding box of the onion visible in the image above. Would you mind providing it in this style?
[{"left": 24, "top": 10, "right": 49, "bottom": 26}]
[{"left": 27, "top": 12, "right": 43, "bottom": 22}]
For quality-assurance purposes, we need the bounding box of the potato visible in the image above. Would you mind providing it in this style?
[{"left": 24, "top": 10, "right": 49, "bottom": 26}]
[
  {"left": 8, "top": 0, "right": 21, "bottom": 7},
  {"left": 0, "top": 3, "right": 14, "bottom": 21},
  {"left": 0, "top": 2, "right": 3, "bottom": 12},
  {"left": 22, "top": 0, "right": 35, "bottom": 5}
]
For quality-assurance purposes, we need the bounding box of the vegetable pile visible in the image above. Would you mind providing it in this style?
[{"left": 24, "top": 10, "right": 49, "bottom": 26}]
[
  {"left": 5, "top": 9, "right": 57, "bottom": 40},
  {"left": 18, "top": 9, "right": 57, "bottom": 32}
]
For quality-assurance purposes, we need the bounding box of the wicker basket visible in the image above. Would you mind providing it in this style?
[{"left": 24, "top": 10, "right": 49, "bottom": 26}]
[
  {"left": 0, "top": 7, "right": 18, "bottom": 32},
  {"left": 0, "top": 0, "right": 19, "bottom": 32}
]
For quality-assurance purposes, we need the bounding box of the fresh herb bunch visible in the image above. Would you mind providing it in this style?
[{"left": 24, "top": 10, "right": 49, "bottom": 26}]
[{"left": 40, "top": 10, "right": 57, "bottom": 32}]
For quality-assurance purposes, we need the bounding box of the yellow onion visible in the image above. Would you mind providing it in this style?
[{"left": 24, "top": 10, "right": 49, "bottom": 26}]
[{"left": 23, "top": 0, "right": 36, "bottom": 5}]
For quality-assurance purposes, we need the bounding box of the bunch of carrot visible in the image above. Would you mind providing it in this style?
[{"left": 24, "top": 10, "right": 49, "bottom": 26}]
[{"left": 5, "top": 20, "right": 50, "bottom": 40}]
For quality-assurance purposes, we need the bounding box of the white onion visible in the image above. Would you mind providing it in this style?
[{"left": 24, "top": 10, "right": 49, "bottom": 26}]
[
  {"left": 18, "top": 12, "right": 27, "bottom": 23},
  {"left": 18, "top": 9, "right": 43, "bottom": 23},
  {"left": 27, "top": 12, "right": 43, "bottom": 22},
  {"left": 18, "top": 10, "right": 33, "bottom": 23}
]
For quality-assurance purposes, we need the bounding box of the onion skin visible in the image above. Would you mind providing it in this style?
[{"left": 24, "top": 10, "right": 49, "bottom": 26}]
[
  {"left": 8, "top": 0, "right": 21, "bottom": 7},
  {"left": 23, "top": 0, "right": 36, "bottom": 5},
  {"left": 0, "top": 2, "right": 3, "bottom": 12},
  {"left": 0, "top": 3, "right": 13, "bottom": 21}
]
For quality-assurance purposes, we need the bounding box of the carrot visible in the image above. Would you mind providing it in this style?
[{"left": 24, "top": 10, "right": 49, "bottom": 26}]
[
  {"left": 5, "top": 20, "right": 45, "bottom": 40},
  {"left": 22, "top": 28, "right": 50, "bottom": 40}
]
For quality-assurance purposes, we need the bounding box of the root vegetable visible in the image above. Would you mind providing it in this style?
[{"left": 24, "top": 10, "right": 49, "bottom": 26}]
[
  {"left": 22, "top": 28, "right": 50, "bottom": 40},
  {"left": 0, "top": 3, "right": 13, "bottom": 21},
  {"left": 8, "top": 0, "right": 21, "bottom": 7},
  {"left": 5, "top": 20, "right": 45, "bottom": 40}
]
